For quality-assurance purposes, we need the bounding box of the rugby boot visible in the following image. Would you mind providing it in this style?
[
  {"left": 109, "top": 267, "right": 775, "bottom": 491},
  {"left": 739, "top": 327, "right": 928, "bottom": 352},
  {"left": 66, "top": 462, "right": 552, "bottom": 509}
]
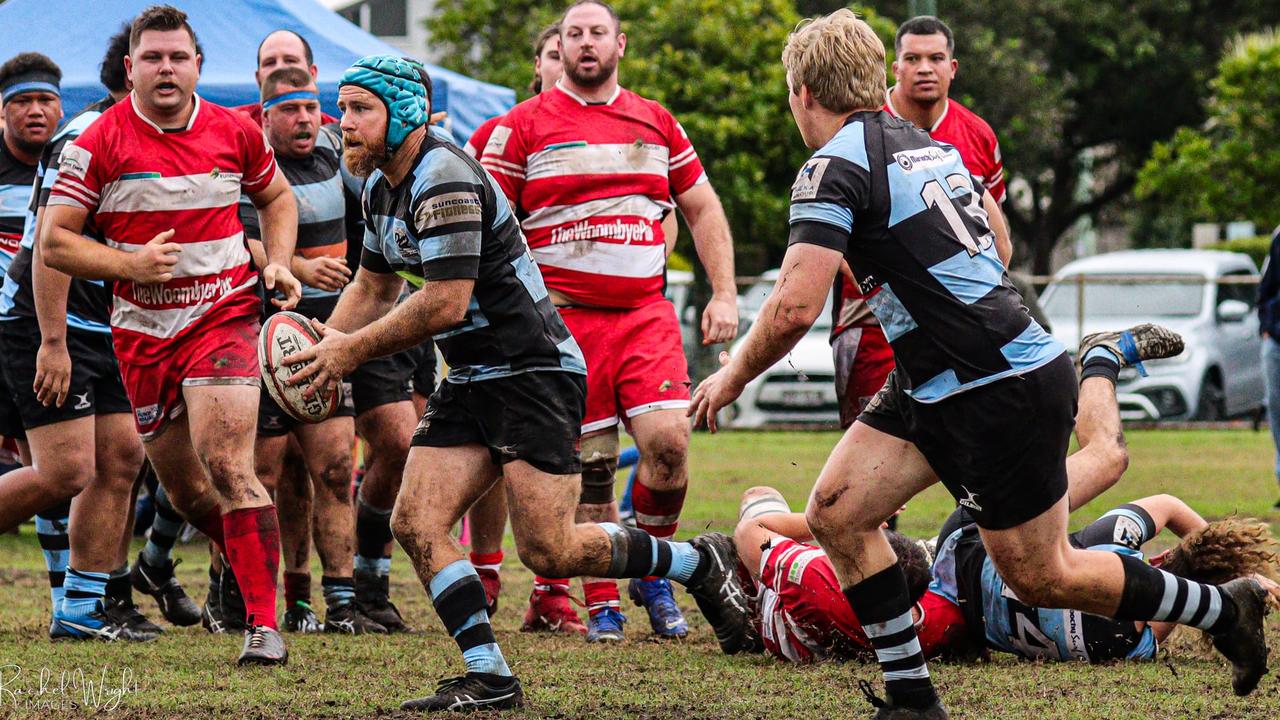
[
  {"left": 283, "top": 601, "right": 322, "bottom": 633},
  {"left": 629, "top": 577, "right": 689, "bottom": 639},
  {"left": 131, "top": 552, "right": 201, "bottom": 626},
  {"left": 685, "top": 532, "right": 756, "bottom": 655},
  {"left": 477, "top": 566, "right": 502, "bottom": 616},
  {"left": 238, "top": 621, "right": 288, "bottom": 666},
  {"left": 1078, "top": 323, "right": 1184, "bottom": 377},
  {"left": 202, "top": 586, "right": 226, "bottom": 634},
  {"left": 323, "top": 601, "right": 387, "bottom": 635},
  {"left": 50, "top": 600, "right": 155, "bottom": 642},
  {"left": 861, "top": 682, "right": 950, "bottom": 720},
  {"left": 586, "top": 607, "right": 627, "bottom": 643},
  {"left": 103, "top": 595, "right": 163, "bottom": 640},
  {"left": 219, "top": 561, "right": 248, "bottom": 632},
  {"left": 521, "top": 585, "right": 587, "bottom": 635},
  {"left": 400, "top": 673, "right": 524, "bottom": 712},
  {"left": 1211, "top": 577, "right": 1271, "bottom": 696},
  {"left": 355, "top": 569, "right": 410, "bottom": 632}
]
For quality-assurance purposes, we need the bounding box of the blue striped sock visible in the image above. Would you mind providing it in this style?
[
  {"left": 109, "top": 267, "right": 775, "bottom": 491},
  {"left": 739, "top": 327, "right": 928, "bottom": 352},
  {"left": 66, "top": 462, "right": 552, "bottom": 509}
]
[
  {"left": 61, "top": 568, "right": 109, "bottom": 621},
  {"left": 322, "top": 576, "right": 356, "bottom": 610},
  {"left": 142, "top": 485, "right": 186, "bottom": 567},
  {"left": 35, "top": 503, "right": 70, "bottom": 613},
  {"left": 355, "top": 555, "right": 391, "bottom": 577},
  {"left": 429, "top": 560, "right": 511, "bottom": 676}
]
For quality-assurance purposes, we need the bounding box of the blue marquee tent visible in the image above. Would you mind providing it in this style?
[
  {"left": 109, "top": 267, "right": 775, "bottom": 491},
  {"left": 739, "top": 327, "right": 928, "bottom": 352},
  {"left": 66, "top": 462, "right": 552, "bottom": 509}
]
[{"left": 0, "top": 0, "right": 514, "bottom": 145}]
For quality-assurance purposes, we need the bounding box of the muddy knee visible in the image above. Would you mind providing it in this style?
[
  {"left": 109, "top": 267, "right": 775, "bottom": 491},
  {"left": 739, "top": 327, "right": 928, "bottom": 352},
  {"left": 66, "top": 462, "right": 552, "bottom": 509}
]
[{"left": 579, "top": 431, "right": 619, "bottom": 505}]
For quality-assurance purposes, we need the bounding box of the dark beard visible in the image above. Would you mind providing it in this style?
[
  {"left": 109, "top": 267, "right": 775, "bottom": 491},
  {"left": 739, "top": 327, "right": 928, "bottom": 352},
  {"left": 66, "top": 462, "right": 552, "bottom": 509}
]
[
  {"left": 564, "top": 54, "right": 617, "bottom": 89},
  {"left": 344, "top": 140, "right": 387, "bottom": 178}
]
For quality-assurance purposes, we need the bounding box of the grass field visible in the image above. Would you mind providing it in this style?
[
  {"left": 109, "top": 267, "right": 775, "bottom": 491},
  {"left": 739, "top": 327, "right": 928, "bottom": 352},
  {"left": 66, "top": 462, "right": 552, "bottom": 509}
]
[{"left": 1, "top": 429, "right": 1278, "bottom": 718}]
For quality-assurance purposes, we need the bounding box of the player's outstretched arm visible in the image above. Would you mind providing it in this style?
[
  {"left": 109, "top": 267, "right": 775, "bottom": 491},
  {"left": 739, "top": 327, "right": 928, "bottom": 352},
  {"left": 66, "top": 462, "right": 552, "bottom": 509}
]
[
  {"left": 676, "top": 182, "right": 739, "bottom": 345},
  {"left": 42, "top": 205, "right": 179, "bottom": 283},
  {"left": 689, "top": 242, "right": 841, "bottom": 431},
  {"left": 1130, "top": 494, "right": 1208, "bottom": 540},
  {"left": 324, "top": 266, "right": 404, "bottom": 333},
  {"left": 284, "top": 277, "right": 472, "bottom": 399},
  {"left": 250, "top": 171, "right": 302, "bottom": 309}
]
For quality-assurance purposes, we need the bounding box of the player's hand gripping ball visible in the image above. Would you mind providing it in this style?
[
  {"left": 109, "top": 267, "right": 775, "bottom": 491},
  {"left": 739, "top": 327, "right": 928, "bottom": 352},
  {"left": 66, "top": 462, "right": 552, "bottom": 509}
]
[{"left": 259, "top": 311, "right": 342, "bottom": 422}]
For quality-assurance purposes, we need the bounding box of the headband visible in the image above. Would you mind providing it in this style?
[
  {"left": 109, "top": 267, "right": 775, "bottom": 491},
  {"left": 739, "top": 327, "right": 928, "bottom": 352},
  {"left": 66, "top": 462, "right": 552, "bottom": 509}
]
[
  {"left": 262, "top": 89, "right": 320, "bottom": 111},
  {"left": 1, "top": 70, "right": 60, "bottom": 104},
  {"left": 339, "top": 55, "right": 426, "bottom": 154}
]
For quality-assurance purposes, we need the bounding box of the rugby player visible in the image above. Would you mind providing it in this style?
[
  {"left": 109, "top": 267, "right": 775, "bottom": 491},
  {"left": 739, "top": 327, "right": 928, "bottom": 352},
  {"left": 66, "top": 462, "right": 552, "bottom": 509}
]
[
  {"left": 241, "top": 67, "right": 384, "bottom": 635},
  {"left": 0, "top": 51, "right": 62, "bottom": 622},
  {"left": 43, "top": 5, "right": 302, "bottom": 665},
  {"left": 830, "top": 16, "right": 1012, "bottom": 434},
  {"left": 691, "top": 11, "right": 1269, "bottom": 716},
  {"left": 285, "top": 54, "right": 749, "bottom": 710},
  {"left": 481, "top": 0, "right": 738, "bottom": 642},
  {"left": 235, "top": 30, "right": 338, "bottom": 127},
  {"left": 0, "top": 32, "right": 199, "bottom": 640},
  {"left": 733, "top": 487, "right": 1280, "bottom": 666}
]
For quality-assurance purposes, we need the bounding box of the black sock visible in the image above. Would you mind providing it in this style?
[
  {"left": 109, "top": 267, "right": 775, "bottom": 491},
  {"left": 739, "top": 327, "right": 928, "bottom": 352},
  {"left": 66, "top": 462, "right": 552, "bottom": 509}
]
[
  {"left": 1081, "top": 347, "right": 1121, "bottom": 385},
  {"left": 844, "top": 565, "right": 937, "bottom": 710},
  {"left": 1115, "top": 553, "right": 1237, "bottom": 632},
  {"left": 106, "top": 566, "right": 132, "bottom": 603},
  {"left": 355, "top": 497, "right": 393, "bottom": 561}
]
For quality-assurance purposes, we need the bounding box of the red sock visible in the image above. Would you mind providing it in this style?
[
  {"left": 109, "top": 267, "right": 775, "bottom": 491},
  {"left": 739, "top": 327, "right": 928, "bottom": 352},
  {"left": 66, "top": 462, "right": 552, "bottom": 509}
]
[
  {"left": 533, "top": 576, "right": 569, "bottom": 594},
  {"left": 470, "top": 551, "right": 504, "bottom": 573},
  {"left": 633, "top": 483, "right": 686, "bottom": 580},
  {"left": 192, "top": 508, "right": 226, "bottom": 551},
  {"left": 222, "top": 506, "right": 281, "bottom": 630},
  {"left": 583, "top": 579, "right": 620, "bottom": 617}
]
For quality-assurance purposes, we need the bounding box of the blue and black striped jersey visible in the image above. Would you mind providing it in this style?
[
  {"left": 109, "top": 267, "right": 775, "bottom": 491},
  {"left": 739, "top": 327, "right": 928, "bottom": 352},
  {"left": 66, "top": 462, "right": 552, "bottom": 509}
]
[
  {"left": 359, "top": 134, "right": 585, "bottom": 384},
  {"left": 0, "top": 98, "right": 115, "bottom": 334},
  {"left": 787, "top": 111, "right": 1063, "bottom": 403}
]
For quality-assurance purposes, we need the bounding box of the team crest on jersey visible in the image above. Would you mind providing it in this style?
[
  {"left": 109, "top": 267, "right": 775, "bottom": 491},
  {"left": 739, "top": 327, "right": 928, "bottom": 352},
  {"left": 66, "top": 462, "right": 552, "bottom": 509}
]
[
  {"left": 483, "top": 126, "right": 512, "bottom": 157},
  {"left": 58, "top": 144, "right": 92, "bottom": 180},
  {"left": 1113, "top": 515, "right": 1143, "bottom": 548},
  {"left": 893, "top": 146, "right": 951, "bottom": 174},
  {"left": 791, "top": 157, "right": 831, "bottom": 201},
  {"left": 393, "top": 224, "right": 418, "bottom": 260}
]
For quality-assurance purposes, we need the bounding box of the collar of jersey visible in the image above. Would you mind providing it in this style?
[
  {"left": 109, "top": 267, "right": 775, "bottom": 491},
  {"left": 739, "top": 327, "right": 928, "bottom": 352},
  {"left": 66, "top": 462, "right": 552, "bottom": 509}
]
[
  {"left": 130, "top": 91, "right": 201, "bottom": 134},
  {"left": 554, "top": 80, "right": 621, "bottom": 107},
  {"left": 885, "top": 86, "right": 948, "bottom": 132}
]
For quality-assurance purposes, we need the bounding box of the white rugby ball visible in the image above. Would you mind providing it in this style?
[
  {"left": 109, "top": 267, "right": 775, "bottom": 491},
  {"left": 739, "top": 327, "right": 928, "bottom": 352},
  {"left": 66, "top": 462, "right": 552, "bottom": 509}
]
[{"left": 258, "top": 311, "right": 341, "bottom": 423}]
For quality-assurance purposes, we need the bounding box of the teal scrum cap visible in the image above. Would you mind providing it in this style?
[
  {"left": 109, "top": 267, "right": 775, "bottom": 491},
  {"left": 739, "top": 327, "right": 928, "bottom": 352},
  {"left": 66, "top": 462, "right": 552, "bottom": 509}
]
[{"left": 339, "top": 55, "right": 427, "bottom": 153}]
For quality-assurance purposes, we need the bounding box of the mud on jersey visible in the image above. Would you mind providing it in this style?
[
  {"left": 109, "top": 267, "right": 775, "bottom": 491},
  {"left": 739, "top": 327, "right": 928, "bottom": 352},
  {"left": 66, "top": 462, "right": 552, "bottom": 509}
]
[
  {"left": 788, "top": 111, "right": 1062, "bottom": 403},
  {"left": 359, "top": 133, "right": 585, "bottom": 383}
]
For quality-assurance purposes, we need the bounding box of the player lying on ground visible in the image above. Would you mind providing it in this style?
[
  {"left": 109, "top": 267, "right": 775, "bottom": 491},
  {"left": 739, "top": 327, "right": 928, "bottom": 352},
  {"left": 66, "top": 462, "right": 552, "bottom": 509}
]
[{"left": 732, "top": 487, "right": 1280, "bottom": 665}]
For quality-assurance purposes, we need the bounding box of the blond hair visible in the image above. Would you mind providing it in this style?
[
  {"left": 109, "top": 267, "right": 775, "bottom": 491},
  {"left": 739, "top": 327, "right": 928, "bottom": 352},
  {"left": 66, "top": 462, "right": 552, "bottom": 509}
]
[{"left": 782, "top": 9, "right": 885, "bottom": 114}]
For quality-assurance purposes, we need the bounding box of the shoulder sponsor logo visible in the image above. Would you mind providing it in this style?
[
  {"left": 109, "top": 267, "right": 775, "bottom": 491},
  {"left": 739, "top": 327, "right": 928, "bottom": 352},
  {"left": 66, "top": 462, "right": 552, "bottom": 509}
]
[
  {"left": 58, "top": 144, "right": 92, "bottom": 181},
  {"left": 483, "top": 126, "right": 512, "bottom": 156},
  {"left": 414, "top": 192, "right": 483, "bottom": 234},
  {"left": 1113, "top": 515, "right": 1143, "bottom": 548},
  {"left": 790, "top": 157, "right": 830, "bottom": 201},
  {"left": 893, "top": 146, "right": 951, "bottom": 174}
]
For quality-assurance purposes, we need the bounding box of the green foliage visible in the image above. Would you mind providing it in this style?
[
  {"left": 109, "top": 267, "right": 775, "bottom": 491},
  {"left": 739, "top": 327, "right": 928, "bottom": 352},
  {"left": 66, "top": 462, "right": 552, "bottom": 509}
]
[
  {"left": 427, "top": 1, "right": 896, "bottom": 272},
  {"left": 1205, "top": 235, "right": 1271, "bottom": 269},
  {"left": 1136, "top": 30, "right": 1280, "bottom": 235},
  {"left": 922, "top": 0, "right": 1280, "bottom": 272}
]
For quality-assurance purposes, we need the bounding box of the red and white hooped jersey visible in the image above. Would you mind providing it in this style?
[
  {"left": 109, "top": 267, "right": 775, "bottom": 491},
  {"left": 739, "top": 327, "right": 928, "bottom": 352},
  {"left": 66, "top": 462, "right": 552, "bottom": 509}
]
[
  {"left": 481, "top": 82, "right": 706, "bottom": 308},
  {"left": 47, "top": 94, "right": 277, "bottom": 365},
  {"left": 464, "top": 114, "right": 503, "bottom": 159},
  {"left": 884, "top": 90, "right": 1005, "bottom": 203}
]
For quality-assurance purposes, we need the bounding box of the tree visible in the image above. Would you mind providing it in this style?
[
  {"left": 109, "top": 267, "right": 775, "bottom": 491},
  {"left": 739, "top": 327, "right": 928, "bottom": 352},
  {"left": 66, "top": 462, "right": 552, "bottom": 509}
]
[
  {"left": 920, "top": 0, "right": 1280, "bottom": 273},
  {"left": 426, "top": 0, "right": 897, "bottom": 272},
  {"left": 1135, "top": 30, "right": 1280, "bottom": 235}
]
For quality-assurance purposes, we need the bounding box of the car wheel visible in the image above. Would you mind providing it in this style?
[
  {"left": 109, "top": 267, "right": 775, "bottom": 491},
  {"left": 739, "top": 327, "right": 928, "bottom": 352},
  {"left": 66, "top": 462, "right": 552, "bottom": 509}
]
[{"left": 1194, "top": 374, "right": 1225, "bottom": 421}]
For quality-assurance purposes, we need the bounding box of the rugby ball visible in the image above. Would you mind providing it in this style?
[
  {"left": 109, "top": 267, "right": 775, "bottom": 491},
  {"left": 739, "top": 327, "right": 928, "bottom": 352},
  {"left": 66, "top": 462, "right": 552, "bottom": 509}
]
[{"left": 258, "top": 311, "right": 341, "bottom": 423}]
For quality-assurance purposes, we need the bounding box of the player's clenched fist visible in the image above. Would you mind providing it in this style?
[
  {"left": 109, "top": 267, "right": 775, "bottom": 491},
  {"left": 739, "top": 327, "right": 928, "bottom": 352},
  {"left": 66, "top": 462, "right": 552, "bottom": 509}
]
[{"left": 125, "top": 228, "right": 181, "bottom": 284}]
